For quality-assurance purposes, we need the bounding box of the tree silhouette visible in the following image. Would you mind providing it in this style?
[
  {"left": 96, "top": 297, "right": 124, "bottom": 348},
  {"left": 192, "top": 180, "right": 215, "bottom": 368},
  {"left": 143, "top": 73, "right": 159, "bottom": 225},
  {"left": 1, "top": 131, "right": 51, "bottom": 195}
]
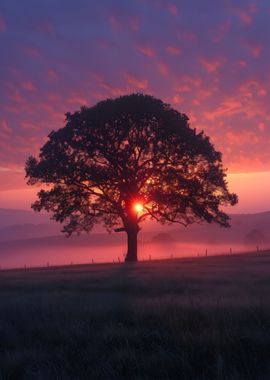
[{"left": 25, "top": 94, "right": 237, "bottom": 262}]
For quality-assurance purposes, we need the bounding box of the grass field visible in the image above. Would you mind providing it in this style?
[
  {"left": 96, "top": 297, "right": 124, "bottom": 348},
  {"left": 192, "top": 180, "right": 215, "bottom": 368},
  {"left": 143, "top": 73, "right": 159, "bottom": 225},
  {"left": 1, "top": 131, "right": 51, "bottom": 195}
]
[{"left": 1, "top": 253, "right": 270, "bottom": 379}]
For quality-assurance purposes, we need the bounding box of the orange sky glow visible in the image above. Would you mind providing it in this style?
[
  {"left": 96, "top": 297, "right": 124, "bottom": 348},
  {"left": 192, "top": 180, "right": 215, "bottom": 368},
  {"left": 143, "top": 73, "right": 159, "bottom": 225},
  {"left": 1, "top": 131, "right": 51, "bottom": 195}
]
[{"left": 1, "top": 171, "right": 270, "bottom": 214}]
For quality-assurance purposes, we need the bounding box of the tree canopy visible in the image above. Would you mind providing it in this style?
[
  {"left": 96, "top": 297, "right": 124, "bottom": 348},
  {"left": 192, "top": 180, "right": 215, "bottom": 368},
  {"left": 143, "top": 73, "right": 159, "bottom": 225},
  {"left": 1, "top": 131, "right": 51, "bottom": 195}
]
[{"left": 25, "top": 93, "right": 238, "bottom": 261}]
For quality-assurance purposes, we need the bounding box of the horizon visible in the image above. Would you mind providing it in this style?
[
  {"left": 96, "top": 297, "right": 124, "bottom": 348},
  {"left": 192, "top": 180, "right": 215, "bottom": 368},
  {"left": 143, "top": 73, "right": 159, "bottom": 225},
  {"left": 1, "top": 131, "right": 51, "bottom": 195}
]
[{"left": 2, "top": 170, "right": 270, "bottom": 214}]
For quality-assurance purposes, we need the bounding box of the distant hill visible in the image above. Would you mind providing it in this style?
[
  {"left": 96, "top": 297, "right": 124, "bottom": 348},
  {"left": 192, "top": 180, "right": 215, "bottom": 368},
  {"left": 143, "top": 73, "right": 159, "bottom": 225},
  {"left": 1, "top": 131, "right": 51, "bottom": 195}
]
[
  {"left": 0, "top": 209, "right": 61, "bottom": 241},
  {"left": 0, "top": 208, "right": 51, "bottom": 227},
  {"left": 0, "top": 232, "right": 124, "bottom": 250},
  {"left": 165, "top": 212, "right": 270, "bottom": 245},
  {"left": 0, "top": 223, "right": 62, "bottom": 242},
  {"left": 1, "top": 208, "right": 270, "bottom": 269},
  {"left": 1, "top": 208, "right": 270, "bottom": 247}
]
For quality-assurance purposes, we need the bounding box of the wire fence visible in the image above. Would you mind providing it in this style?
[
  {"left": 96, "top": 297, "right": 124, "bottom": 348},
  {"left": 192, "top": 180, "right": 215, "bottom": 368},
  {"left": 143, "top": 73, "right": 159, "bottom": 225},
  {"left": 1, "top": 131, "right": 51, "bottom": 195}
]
[{"left": 1, "top": 244, "right": 269, "bottom": 272}]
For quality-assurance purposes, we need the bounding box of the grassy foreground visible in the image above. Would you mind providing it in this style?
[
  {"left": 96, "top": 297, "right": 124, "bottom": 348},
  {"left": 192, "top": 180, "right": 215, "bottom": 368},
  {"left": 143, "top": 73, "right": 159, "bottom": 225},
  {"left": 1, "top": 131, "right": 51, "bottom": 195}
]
[{"left": 1, "top": 253, "right": 270, "bottom": 379}]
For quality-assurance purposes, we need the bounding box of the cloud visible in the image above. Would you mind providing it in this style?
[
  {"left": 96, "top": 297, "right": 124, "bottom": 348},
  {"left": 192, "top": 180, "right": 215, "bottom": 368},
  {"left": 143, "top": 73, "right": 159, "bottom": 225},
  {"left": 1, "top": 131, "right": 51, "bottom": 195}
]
[
  {"left": 107, "top": 9, "right": 141, "bottom": 33},
  {"left": 0, "top": 120, "right": 11, "bottom": 134},
  {"left": 21, "top": 45, "right": 41, "bottom": 58},
  {"left": 0, "top": 166, "right": 23, "bottom": 173},
  {"left": 246, "top": 42, "right": 263, "bottom": 58},
  {"left": 212, "top": 21, "right": 231, "bottom": 43},
  {"left": 168, "top": 3, "right": 178, "bottom": 16},
  {"left": 47, "top": 69, "right": 58, "bottom": 81},
  {"left": 166, "top": 45, "right": 181, "bottom": 56},
  {"left": 258, "top": 122, "right": 265, "bottom": 132},
  {"left": 125, "top": 73, "right": 148, "bottom": 90},
  {"left": 200, "top": 57, "right": 225, "bottom": 73},
  {"left": 156, "top": 61, "right": 169, "bottom": 76},
  {"left": 100, "top": 82, "right": 127, "bottom": 97},
  {"left": 236, "top": 3, "right": 258, "bottom": 25},
  {"left": 0, "top": 120, "right": 12, "bottom": 140},
  {"left": 203, "top": 96, "right": 253, "bottom": 121},
  {"left": 0, "top": 0, "right": 270, "bottom": 175},
  {"left": 225, "top": 131, "right": 260, "bottom": 145},
  {"left": 21, "top": 81, "right": 37, "bottom": 92},
  {"left": 136, "top": 43, "right": 156, "bottom": 58},
  {"left": 171, "top": 94, "right": 183, "bottom": 104},
  {"left": 67, "top": 94, "right": 89, "bottom": 106},
  {"left": 140, "top": 0, "right": 178, "bottom": 16}
]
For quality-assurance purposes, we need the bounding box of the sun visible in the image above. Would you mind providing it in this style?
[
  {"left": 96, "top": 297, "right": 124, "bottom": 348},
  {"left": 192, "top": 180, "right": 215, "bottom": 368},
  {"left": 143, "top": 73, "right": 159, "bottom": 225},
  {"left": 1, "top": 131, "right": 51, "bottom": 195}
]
[{"left": 134, "top": 202, "right": 143, "bottom": 213}]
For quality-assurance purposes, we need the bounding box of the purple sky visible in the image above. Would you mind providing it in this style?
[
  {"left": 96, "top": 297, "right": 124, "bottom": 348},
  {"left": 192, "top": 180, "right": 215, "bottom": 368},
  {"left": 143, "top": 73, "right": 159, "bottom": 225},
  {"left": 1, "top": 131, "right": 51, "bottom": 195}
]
[{"left": 0, "top": 0, "right": 270, "bottom": 211}]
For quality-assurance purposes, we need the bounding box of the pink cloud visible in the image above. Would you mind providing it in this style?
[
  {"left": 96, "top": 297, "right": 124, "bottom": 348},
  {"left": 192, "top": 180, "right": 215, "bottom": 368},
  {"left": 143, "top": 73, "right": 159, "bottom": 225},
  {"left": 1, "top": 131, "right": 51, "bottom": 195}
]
[
  {"left": 201, "top": 78, "right": 269, "bottom": 128},
  {"left": 171, "top": 94, "right": 183, "bottom": 104},
  {"left": 180, "top": 75, "right": 202, "bottom": 87},
  {"left": 89, "top": 72, "right": 127, "bottom": 98},
  {"left": 239, "top": 80, "right": 267, "bottom": 98},
  {"left": 258, "top": 122, "right": 266, "bottom": 132},
  {"left": 67, "top": 94, "right": 89, "bottom": 106},
  {"left": 174, "top": 84, "right": 191, "bottom": 93},
  {"left": 212, "top": 22, "right": 231, "bottom": 43},
  {"left": 200, "top": 57, "right": 225, "bottom": 73},
  {"left": 0, "top": 120, "right": 12, "bottom": 139},
  {"left": 173, "top": 75, "right": 202, "bottom": 94},
  {"left": 1, "top": 0, "right": 270, "bottom": 178},
  {"left": 226, "top": 131, "right": 260, "bottom": 145},
  {"left": 193, "top": 88, "right": 215, "bottom": 106},
  {"left": 0, "top": 120, "right": 11, "bottom": 133},
  {"left": 204, "top": 98, "right": 243, "bottom": 120},
  {"left": 166, "top": 45, "right": 181, "bottom": 56},
  {"left": 46, "top": 92, "right": 61, "bottom": 101},
  {"left": 22, "top": 45, "right": 41, "bottom": 58},
  {"left": 21, "top": 81, "right": 37, "bottom": 92},
  {"left": 238, "top": 60, "right": 248, "bottom": 68},
  {"left": 136, "top": 43, "right": 156, "bottom": 58},
  {"left": 100, "top": 82, "right": 126, "bottom": 97},
  {"left": 168, "top": 3, "right": 178, "bottom": 16},
  {"left": 246, "top": 43, "right": 263, "bottom": 58},
  {"left": 47, "top": 69, "right": 58, "bottom": 81},
  {"left": 238, "top": 4, "right": 257, "bottom": 25},
  {"left": 107, "top": 11, "right": 140, "bottom": 33},
  {"left": 156, "top": 61, "right": 169, "bottom": 76},
  {"left": 7, "top": 87, "right": 24, "bottom": 104},
  {"left": 142, "top": 0, "right": 178, "bottom": 16},
  {"left": 20, "top": 121, "right": 40, "bottom": 132},
  {"left": 125, "top": 73, "right": 148, "bottom": 90}
]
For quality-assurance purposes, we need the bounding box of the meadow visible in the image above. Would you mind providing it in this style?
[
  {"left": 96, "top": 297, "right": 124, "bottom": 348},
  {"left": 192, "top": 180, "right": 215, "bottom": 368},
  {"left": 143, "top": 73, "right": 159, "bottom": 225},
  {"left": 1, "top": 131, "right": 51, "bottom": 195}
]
[{"left": 1, "top": 252, "right": 270, "bottom": 379}]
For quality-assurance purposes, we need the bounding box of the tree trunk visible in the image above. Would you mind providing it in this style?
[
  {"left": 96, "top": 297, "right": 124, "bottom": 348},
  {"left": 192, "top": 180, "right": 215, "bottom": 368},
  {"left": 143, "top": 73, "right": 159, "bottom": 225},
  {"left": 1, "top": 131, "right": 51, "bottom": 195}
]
[{"left": 125, "top": 226, "right": 139, "bottom": 262}]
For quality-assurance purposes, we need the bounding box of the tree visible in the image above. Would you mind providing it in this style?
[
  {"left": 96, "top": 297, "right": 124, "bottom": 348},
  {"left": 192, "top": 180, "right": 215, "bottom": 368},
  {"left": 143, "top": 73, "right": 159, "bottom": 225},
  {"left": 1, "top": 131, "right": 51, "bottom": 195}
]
[{"left": 25, "top": 93, "right": 238, "bottom": 262}]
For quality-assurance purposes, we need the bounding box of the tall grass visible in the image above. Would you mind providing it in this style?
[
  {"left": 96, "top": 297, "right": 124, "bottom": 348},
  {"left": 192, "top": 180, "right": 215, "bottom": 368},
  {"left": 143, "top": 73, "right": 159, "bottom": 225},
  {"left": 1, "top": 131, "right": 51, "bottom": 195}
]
[{"left": 1, "top": 253, "right": 270, "bottom": 379}]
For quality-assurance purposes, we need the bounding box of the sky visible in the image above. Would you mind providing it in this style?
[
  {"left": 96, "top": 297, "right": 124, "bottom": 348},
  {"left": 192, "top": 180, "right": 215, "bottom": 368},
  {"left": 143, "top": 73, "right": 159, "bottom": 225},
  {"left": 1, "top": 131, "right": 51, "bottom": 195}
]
[{"left": 0, "top": 0, "right": 270, "bottom": 213}]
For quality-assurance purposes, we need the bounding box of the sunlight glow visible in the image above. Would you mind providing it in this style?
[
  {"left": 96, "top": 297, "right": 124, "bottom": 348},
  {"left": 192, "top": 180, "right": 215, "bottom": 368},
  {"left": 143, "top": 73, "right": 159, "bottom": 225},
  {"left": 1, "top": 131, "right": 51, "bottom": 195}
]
[{"left": 134, "top": 202, "right": 144, "bottom": 213}]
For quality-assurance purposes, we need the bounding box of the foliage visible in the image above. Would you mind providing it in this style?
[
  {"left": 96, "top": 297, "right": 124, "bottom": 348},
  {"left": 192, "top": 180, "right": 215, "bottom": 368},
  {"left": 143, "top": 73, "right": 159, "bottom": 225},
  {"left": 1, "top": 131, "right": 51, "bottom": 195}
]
[{"left": 25, "top": 93, "right": 237, "bottom": 242}]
